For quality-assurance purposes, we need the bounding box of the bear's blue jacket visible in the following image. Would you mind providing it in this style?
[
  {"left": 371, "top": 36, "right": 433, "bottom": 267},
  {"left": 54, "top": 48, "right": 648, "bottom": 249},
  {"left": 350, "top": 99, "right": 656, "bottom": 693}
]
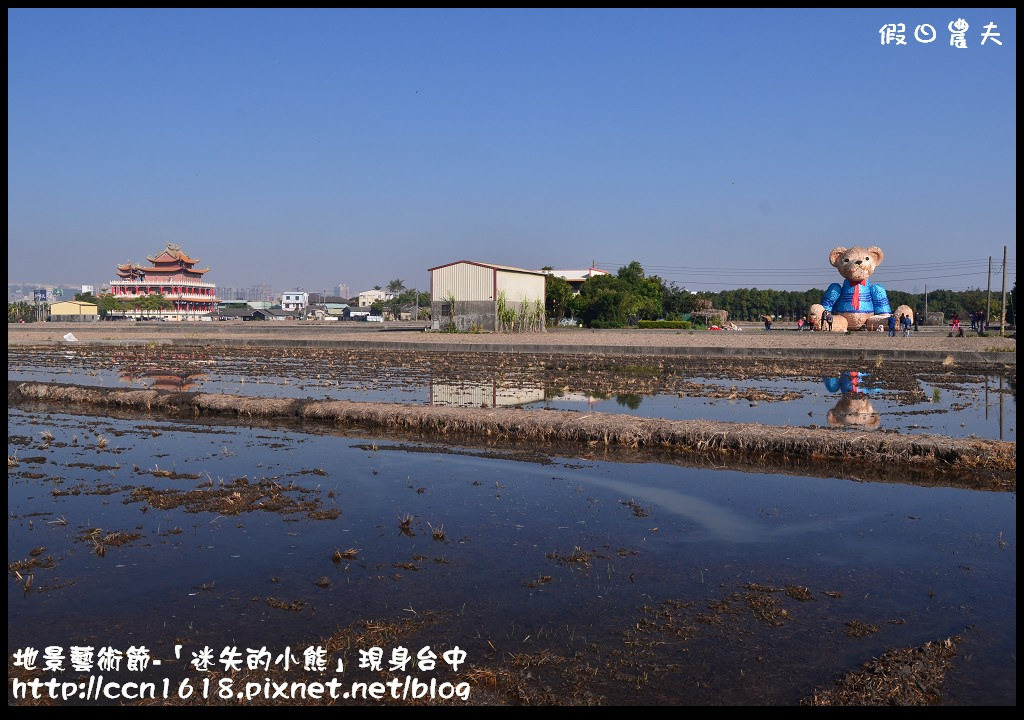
[{"left": 822, "top": 279, "right": 892, "bottom": 315}]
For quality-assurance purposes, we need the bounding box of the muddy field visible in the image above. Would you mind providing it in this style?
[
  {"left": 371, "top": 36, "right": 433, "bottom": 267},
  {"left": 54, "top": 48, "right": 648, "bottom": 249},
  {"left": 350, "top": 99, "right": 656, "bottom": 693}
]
[
  {"left": 7, "top": 331, "right": 1017, "bottom": 706},
  {"left": 7, "top": 344, "right": 1016, "bottom": 442},
  {"left": 6, "top": 409, "right": 1017, "bottom": 706}
]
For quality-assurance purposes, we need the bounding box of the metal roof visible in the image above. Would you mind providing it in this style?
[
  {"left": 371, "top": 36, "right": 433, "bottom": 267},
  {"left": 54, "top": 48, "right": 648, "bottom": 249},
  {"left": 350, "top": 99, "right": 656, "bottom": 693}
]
[{"left": 427, "top": 260, "right": 548, "bottom": 276}]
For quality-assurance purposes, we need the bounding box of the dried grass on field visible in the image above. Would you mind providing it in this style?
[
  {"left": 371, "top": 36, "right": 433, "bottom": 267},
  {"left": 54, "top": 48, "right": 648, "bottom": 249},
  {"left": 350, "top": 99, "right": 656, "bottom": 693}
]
[{"left": 9, "top": 381, "right": 1016, "bottom": 487}]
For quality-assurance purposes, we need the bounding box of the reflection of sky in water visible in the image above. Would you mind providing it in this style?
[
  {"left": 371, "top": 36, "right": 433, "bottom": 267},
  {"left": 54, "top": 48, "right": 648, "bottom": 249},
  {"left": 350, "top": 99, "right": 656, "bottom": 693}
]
[
  {"left": 7, "top": 409, "right": 1016, "bottom": 705},
  {"left": 8, "top": 356, "right": 1014, "bottom": 441}
]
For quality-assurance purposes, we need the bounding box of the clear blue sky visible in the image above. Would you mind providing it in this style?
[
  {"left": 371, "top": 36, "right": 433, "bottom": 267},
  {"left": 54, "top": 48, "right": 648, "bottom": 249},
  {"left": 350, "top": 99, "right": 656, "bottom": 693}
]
[{"left": 7, "top": 8, "right": 1016, "bottom": 294}]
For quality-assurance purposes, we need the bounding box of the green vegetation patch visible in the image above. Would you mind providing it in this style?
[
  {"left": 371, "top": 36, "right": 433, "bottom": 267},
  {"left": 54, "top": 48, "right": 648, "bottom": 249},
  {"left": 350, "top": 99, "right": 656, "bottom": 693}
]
[{"left": 637, "top": 320, "right": 691, "bottom": 329}]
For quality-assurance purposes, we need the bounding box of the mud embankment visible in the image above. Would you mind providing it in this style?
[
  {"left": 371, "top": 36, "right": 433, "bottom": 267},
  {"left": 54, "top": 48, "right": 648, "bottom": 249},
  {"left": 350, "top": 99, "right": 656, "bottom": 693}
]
[{"left": 10, "top": 381, "right": 1015, "bottom": 491}]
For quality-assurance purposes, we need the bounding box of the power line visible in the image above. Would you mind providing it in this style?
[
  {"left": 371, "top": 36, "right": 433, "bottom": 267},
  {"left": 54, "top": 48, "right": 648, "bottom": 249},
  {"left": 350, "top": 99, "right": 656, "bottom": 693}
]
[
  {"left": 592, "top": 259, "right": 1014, "bottom": 290},
  {"left": 594, "top": 259, "right": 1012, "bottom": 275}
]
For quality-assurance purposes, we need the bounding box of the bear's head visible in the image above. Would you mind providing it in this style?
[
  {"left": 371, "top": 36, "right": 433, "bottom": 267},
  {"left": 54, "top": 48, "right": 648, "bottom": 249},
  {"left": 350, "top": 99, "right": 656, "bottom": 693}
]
[{"left": 829, "top": 246, "right": 884, "bottom": 284}]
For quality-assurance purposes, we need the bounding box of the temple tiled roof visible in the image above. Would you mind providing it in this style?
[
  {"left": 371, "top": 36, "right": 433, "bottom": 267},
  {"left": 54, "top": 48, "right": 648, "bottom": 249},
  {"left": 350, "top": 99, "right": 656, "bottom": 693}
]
[
  {"left": 116, "top": 243, "right": 211, "bottom": 279},
  {"left": 146, "top": 242, "right": 200, "bottom": 265}
]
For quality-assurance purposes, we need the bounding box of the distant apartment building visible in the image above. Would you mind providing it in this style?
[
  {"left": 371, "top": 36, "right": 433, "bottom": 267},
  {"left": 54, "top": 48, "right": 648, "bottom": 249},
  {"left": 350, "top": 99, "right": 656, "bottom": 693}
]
[
  {"left": 219, "top": 284, "right": 275, "bottom": 302},
  {"left": 280, "top": 291, "right": 309, "bottom": 313},
  {"left": 336, "top": 283, "right": 351, "bottom": 300}
]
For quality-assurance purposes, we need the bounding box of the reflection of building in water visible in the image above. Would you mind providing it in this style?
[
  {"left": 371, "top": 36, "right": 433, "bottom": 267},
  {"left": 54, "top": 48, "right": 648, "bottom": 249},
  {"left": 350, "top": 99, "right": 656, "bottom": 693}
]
[
  {"left": 115, "top": 350, "right": 211, "bottom": 392},
  {"left": 119, "top": 368, "right": 207, "bottom": 392},
  {"left": 551, "top": 391, "right": 603, "bottom": 406},
  {"left": 430, "top": 379, "right": 544, "bottom": 408},
  {"left": 824, "top": 370, "right": 881, "bottom": 430}
]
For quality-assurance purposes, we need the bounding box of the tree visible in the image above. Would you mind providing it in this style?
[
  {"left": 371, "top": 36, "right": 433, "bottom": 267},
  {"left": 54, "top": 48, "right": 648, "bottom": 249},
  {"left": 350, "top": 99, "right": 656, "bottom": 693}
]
[
  {"left": 153, "top": 293, "right": 172, "bottom": 316},
  {"left": 660, "top": 281, "right": 698, "bottom": 319},
  {"left": 74, "top": 291, "right": 96, "bottom": 303},
  {"left": 96, "top": 293, "right": 119, "bottom": 319},
  {"left": 545, "top": 274, "right": 574, "bottom": 325},
  {"left": 139, "top": 294, "right": 159, "bottom": 318},
  {"left": 573, "top": 261, "right": 664, "bottom": 327},
  {"left": 387, "top": 279, "right": 406, "bottom": 295},
  {"left": 8, "top": 301, "right": 35, "bottom": 323}
]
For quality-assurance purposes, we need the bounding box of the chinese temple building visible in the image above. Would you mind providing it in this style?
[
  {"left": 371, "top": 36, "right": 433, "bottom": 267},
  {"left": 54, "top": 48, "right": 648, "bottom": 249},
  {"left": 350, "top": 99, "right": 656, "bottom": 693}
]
[{"left": 110, "top": 243, "right": 217, "bottom": 318}]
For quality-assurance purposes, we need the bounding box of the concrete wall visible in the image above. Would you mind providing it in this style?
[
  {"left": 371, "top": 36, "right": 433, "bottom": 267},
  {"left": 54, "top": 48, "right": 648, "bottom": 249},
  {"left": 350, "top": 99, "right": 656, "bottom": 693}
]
[
  {"left": 50, "top": 315, "right": 100, "bottom": 322},
  {"left": 431, "top": 300, "right": 497, "bottom": 331}
]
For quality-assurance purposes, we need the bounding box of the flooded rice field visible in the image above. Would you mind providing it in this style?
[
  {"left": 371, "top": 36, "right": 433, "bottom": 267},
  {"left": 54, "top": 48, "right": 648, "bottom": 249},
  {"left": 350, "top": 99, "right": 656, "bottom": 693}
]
[
  {"left": 7, "top": 401, "right": 1016, "bottom": 705},
  {"left": 7, "top": 346, "right": 1016, "bottom": 442}
]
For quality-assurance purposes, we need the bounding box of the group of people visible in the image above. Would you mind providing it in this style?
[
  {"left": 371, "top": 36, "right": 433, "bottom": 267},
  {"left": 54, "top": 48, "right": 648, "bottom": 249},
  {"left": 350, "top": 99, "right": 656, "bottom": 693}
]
[
  {"left": 760, "top": 309, "right": 985, "bottom": 337},
  {"left": 887, "top": 312, "right": 913, "bottom": 337},
  {"left": 794, "top": 312, "right": 833, "bottom": 331},
  {"left": 969, "top": 310, "right": 987, "bottom": 333},
  {"left": 820, "top": 310, "right": 834, "bottom": 331}
]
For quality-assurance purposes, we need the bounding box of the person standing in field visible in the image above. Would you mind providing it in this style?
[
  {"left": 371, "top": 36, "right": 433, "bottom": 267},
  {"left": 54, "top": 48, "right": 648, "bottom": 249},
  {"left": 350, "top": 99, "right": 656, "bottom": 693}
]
[{"left": 901, "top": 313, "right": 912, "bottom": 337}]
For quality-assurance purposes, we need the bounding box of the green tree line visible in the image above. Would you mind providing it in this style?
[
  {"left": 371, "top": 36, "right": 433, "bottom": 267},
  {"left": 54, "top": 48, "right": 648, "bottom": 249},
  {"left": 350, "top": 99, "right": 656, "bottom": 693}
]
[{"left": 546, "top": 261, "right": 1017, "bottom": 329}]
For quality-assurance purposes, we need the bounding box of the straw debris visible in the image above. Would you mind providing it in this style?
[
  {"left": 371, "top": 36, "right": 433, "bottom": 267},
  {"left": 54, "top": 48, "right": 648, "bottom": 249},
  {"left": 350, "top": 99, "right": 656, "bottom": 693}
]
[{"left": 10, "top": 381, "right": 1014, "bottom": 489}]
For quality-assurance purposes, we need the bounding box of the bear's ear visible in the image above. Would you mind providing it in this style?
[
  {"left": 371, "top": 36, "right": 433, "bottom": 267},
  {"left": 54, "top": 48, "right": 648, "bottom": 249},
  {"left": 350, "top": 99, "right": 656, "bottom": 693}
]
[
  {"left": 868, "top": 246, "right": 884, "bottom": 265},
  {"left": 829, "top": 247, "right": 848, "bottom": 267}
]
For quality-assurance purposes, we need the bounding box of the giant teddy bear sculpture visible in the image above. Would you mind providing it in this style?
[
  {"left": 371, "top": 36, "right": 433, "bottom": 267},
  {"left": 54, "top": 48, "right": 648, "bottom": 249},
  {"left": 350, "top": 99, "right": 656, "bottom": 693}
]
[{"left": 809, "top": 246, "right": 914, "bottom": 332}]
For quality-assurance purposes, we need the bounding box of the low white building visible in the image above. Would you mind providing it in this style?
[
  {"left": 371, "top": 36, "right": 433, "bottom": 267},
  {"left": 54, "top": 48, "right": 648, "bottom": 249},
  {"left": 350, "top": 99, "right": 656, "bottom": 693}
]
[
  {"left": 542, "top": 267, "right": 610, "bottom": 294},
  {"left": 357, "top": 289, "right": 393, "bottom": 307},
  {"left": 280, "top": 291, "right": 309, "bottom": 313}
]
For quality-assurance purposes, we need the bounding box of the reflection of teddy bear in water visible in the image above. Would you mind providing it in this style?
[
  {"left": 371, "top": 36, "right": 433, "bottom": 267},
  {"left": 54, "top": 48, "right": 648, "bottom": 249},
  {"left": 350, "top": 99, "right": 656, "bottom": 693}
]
[
  {"left": 827, "top": 394, "right": 881, "bottom": 430},
  {"left": 809, "top": 246, "right": 914, "bottom": 332},
  {"left": 823, "top": 371, "right": 881, "bottom": 430}
]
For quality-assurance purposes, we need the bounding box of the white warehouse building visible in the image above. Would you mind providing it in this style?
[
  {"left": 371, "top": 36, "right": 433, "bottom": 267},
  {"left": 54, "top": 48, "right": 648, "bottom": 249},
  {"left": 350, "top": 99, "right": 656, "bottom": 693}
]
[{"left": 429, "top": 260, "right": 547, "bottom": 332}]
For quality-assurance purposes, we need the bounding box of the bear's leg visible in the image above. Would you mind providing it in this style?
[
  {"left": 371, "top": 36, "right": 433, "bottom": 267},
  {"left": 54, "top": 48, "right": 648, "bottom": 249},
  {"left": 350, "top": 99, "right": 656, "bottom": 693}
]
[
  {"left": 829, "top": 315, "right": 849, "bottom": 333},
  {"left": 809, "top": 304, "right": 826, "bottom": 331},
  {"left": 840, "top": 313, "right": 867, "bottom": 331},
  {"left": 863, "top": 314, "right": 891, "bottom": 332}
]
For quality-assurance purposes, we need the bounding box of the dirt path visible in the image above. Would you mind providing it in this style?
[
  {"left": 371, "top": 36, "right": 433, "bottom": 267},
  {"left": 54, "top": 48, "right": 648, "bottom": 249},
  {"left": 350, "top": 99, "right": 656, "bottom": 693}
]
[{"left": 8, "top": 323, "right": 1017, "bottom": 365}]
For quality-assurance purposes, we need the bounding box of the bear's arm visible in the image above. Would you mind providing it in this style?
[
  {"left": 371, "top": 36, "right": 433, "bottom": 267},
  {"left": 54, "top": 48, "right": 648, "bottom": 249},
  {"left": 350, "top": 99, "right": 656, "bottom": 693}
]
[
  {"left": 870, "top": 284, "right": 892, "bottom": 315},
  {"left": 821, "top": 283, "right": 843, "bottom": 311}
]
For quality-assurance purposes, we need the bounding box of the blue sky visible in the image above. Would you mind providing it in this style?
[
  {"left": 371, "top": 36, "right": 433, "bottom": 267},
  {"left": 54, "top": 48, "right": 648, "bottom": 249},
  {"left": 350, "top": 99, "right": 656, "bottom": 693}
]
[{"left": 7, "top": 8, "right": 1016, "bottom": 294}]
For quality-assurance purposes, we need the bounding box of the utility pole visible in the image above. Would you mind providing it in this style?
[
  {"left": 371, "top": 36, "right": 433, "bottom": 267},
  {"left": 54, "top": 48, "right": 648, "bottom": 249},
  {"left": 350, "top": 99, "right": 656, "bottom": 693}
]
[
  {"left": 1000, "top": 244, "right": 1007, "bottom": 336},
  {"left": 924, "top": 284, "right": 928, "bottom": 323},
  {"left": 986, "top": 256, "right": 992, "bottom": 332}
]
